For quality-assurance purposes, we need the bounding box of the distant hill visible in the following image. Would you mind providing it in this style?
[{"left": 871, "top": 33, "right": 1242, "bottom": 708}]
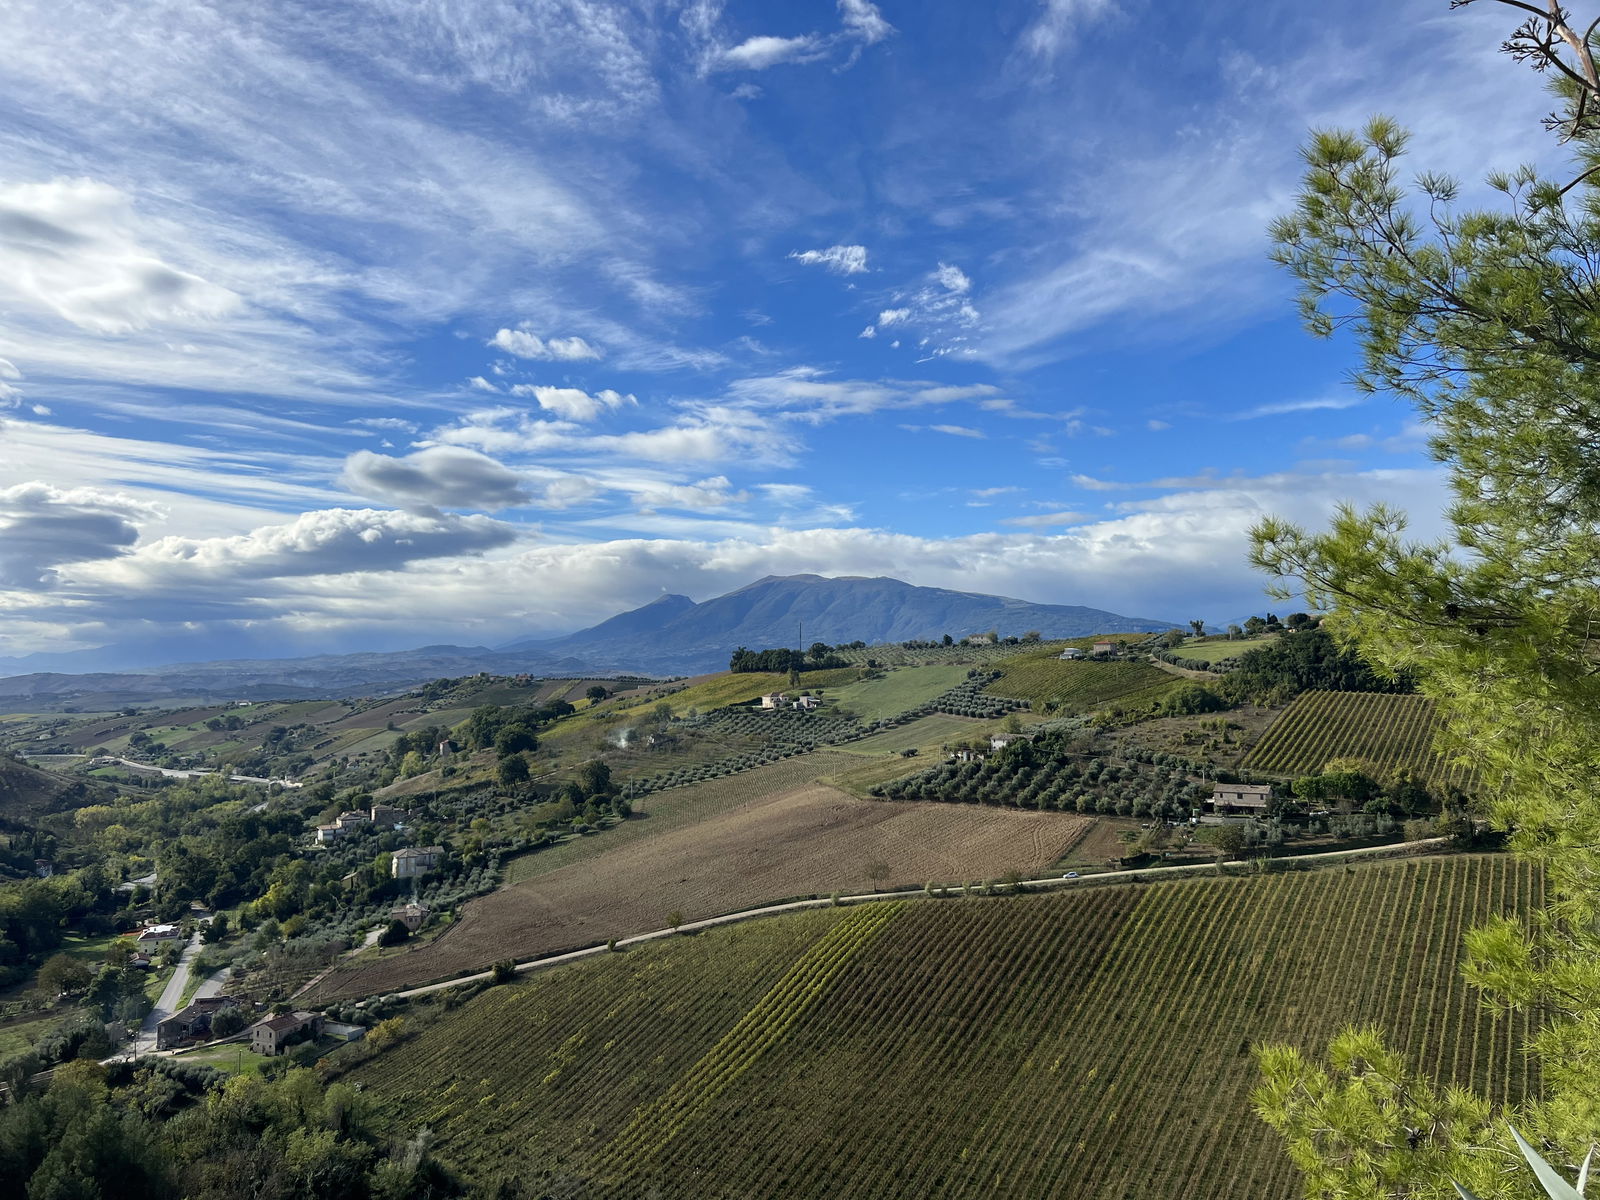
[
  {"left": 0, "top": 575, "right": 1175, "bottom": 706},
  {"left": 503, "top": 574, "right": 1177, "bottom": 674}
]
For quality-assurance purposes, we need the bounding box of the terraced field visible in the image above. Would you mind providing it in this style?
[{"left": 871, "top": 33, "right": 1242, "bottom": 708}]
[
  {"left": 347, "top": 855, "right": 1538, "bottom": 1199},
  {"left": 987, "top": 648, "right": 1179, "bottom": 713},
  {"left": 1241, "top": 690, "right": 1479, "bottom": 790}
]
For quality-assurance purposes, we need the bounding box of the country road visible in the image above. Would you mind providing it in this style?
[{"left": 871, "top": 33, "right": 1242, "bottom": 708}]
[
  {"left": 135, "top": 933, "right": 202, "bottom": 1053},
  {"left": 382, "top": 836, "right": 1451, "bottom": 1003}
]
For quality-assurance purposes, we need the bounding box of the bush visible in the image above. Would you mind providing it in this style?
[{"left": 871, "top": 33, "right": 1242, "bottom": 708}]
[
  {"left": 210, "top": 1006, "right": 247, "bottom": 1038},
  {"left": 491, "top": 959, "right": 516, "bottom": 984},
  {"left": 377, "top": 919, "right": 411, "bottom": 948}
]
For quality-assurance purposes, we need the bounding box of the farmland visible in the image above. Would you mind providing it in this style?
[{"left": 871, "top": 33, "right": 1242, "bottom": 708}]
[
  {"left": 985, "top": 647, "right": 1179, "bottom": 713},
  {"left": 346, "top": 854, "right": 1538, "bottom": 1198},
  {"left": 1241, "top": 690, "right": 1479, "bottom": 790},
  {"left": 824, "top": 664, "right": 971, "bottom": 722},
  {"left": 1171, "top": 634, "right": 1277, "bottom": 663},
  {"left": 309, "top": 767, "right": 1091, "bottom": 1000}
]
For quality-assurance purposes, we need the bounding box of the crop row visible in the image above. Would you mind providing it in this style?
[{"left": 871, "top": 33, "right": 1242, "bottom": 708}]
[
  {"left": 603, "top": 903, "right": 905, "bottom": 1173},
  {"left": 1242, "top": 691, "right": 1479, "bottom": 790},
  {"left": 984, "top": 653, "right": 1179, "bottom": 713}
]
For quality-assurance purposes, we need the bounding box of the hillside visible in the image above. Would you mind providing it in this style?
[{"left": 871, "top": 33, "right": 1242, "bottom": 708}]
[
  {"left": 345, "top": 855, "right": 1538, "bottom": 1198},
  {"left": 503, "top": 574, "right": 1178, "bottom": 673}
]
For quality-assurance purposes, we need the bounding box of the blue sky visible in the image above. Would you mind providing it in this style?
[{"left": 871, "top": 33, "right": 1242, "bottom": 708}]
[{"left": 0, "top": 1, "right": 1559, "bottom": 663}]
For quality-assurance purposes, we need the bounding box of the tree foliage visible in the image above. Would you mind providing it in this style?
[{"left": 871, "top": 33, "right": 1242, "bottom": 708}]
[{"left": 1251, "top": 3, "right": 1600, "bottom": 1192}]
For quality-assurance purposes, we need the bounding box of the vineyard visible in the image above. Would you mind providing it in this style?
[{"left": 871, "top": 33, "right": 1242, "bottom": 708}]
[
  {"left": 346, "top": 855, "right": 1539, "bottom": 1198},
  {"left": 1241, "top": 690, "right": 1479, "bottom": 790},
  {"left": 985, "top": 649, "right": 1178, "bottom": 713}
]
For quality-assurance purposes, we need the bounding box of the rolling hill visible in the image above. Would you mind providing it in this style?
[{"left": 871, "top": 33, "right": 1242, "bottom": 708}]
[{"left": 345, "top": 855, "right": 1537, "bottom": 1198}]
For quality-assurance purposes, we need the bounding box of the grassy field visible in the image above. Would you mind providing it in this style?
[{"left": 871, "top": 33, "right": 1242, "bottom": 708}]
[
  {"left": 824, "top": 665, "right": 970, "bottom": 722},
  {"left": 1172, "top": 634, "right": 1277, "bottom": 663},
  {"left": 832, "top": 713, "right": 992, "bottom": 756},
  {"left": 1241, "top": 690, "right": 1479, "bottom": 790},
  {"left": 346, "top": 854, "right": 1538, "bottom": 1198},
  {"left": 987, "top": 648, "right": 1179, "bottom": 713}
]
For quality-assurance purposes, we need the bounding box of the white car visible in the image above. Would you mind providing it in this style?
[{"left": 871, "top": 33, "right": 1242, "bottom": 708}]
[{"left": 1062, "top": 871, "right": 1079, "bottom": 880}]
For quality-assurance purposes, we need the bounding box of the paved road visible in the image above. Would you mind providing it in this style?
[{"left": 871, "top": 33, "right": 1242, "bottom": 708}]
[{"left": 135, "top": 933, "right": 203, "bottom": 1053}]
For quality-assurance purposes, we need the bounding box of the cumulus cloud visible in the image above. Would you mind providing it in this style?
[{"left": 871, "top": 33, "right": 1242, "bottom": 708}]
[
  {"left": 104, "top": 508, "right": 519, "bottom": 587},
  {"left": 0, "top": 481, "right": 151, "bottom": 587},
  {"left": 509, "top": 384, "right": 634, "bottom": 422},
  {"left": 0, "top": 178, "right": 240, "bottom": 334},
  {"left": 489, "top": 328, "right": 602, "bottom": 361},
  {"left": 935, "top": 262, "right": 971, "bottom": 293},
  {"left": 789, "top": 244, "right": 869, "bottom": 275},
  {"left": 340, "top": 447, "right": 530, "bottom": 512}
]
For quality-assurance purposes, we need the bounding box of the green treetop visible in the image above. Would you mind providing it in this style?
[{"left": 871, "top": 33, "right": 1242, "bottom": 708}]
[{"left": 1250, "top": 2, "right": 1600, "bottom": 1193}]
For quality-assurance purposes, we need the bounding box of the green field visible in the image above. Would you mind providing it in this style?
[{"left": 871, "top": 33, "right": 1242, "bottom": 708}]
[
  {"left": 833, "top": 713, "right": 990, "bottom": 756},
  {"left": 1241, "top": 690, "right": 1479, "bottom": 790},
  {"left": 347, "top": 855, "right": 1537, "bottom": 1198},
  {"left": 825, "top": 665, "right": 970, "bottom": 722},
  {"left": 1173, "top": 635, "right": 1277, "bottom": 663},
  {"left": 987, "top": 648, "right": 1179, "bottom": 712}
]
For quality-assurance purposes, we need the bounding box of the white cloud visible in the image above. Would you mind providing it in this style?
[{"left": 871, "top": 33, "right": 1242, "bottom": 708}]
[
  {"left": 1235, "top": 395, "right": 1367, "bottom": 419},
  {"left": 509, "top": 384, "right": 635, "bottom": 422},
  {"left": 351, "top": 416, "right": 418, "bottom": 434},
  {"left": 935, "top": 262, "right": 971, "bottom": 293},
  {"left": 1020, "top": 0, "right": 1118, "bottom": 61},
  {"left": 877, "top": 307, "right": 911, "bottom": 326},
  {"left": 838, "top": 0, "right": 894, "bottom": 45},
  {"left": 789, "top": 244, "right": 869, "bottom": 274},
  {"left": 98, "top": 508, "right": 519, "bottom": 590},
  {"left": 0, "top": 178, "right": 241, "bottom": 335},
  {"left": 929, "top": 424, "right": 986, "bottom": 439},
  {"left": 489, "top": 328, "right": 602, "bottom": 361},
  {"left": 1146, "top": 419, "right": 1171, "bottom": 431},
  {"left": 341, "top": 446, "right": 530, "bottom": 513},
  {"left": 859, "top": 325, "right": 877, "bottom": 338},
  {"left": 718, "top": 34, "right": 825, "bottom": 71},
  {"left": 630, "top": 475, "right": 750, "bottom": 512}
]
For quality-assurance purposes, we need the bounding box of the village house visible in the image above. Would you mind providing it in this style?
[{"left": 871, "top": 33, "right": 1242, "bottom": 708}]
[
  {"left": 760, "top": 692, "right": 788, "bottom": 709},
  {"left": 391, "top": 845, "right": 444, "bottom": 879},
  {"left": 133, "top": 923, "right": 183, "bottom": 945},
  {"left": 334, "top": 809, "right": 371, "bottom": 832},
  {"left": 989, "top": 733, "right": 1030, "bottom": 752},
  {"left": 389, "top": 901, "right": 430, "bottom": 932},
  {"left": 249, "top": 1010, "right": 322, "bottom": 1056},
  {"left": 1092, "top": 641, "right": 1116, "bottom": 657},
  {"left": 963, "top": 633, "right": 996, "bottom": 645},
  {"left": 156, "top": 996, "right": 241, "bottom": 1049},
  {"left": 1208, "top": 783, "right": 1273, "bottom": 813},
  {"left": 315, "top": 824, "right": 343, "bottom": 845},
  {"left": 369, "top": 803, "right": 407, "bottom": 829},
  {"left": 793, "top": 695, "right": 821, "bottom": 711}
]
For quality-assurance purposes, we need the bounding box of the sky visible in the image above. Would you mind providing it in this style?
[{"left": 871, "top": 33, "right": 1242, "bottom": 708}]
[{"left": 0, "top": 0, "right": 1562, "bottom": 666}]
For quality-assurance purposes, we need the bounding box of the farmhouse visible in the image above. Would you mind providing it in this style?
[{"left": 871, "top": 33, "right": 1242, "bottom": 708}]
[
  {"left": 249, "top": 1011, "right": 322, "bottom": 1056},
  {"left": 335, "top": 809, "right": 371, "bottom": 831},
  {"left": 315, "top": 824, "right": 343, "bottom": 844},
  {"left": 156, "top": 995, "right": 241, "bottom": 1049},
  {"left": 390, "top": 901, "right": 430, "bottom": 932},
  {"left": 133, "top": 923, "right": 183, "bottom": 945},
  {"left": 370, "top": 803, "right": 407, "bottom": 829},
  {"left": 391, "top": 845, "right": 444, "bottom": 879},
  {"left": 1092, "top": 641, "right": 1116, "bottom": 657},
  {"left": 964, "top": 633, "right": 996, "bottom": 645},
  {"left": 1209, "top": 783, "right": 1273, "bottom": 813},
  {"left": 760, "top": 693, "right": 788, "bottom": 709},
  {"left": 794, "top": 695, "right": 821, "bottom": 711},
  {"left": 990, "top": 733, "right": 1030, "bottom": 752}
]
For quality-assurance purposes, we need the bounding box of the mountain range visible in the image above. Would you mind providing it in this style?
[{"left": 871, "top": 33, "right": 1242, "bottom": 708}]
[{"left": 0, "top": 575, "right": 1176, "bottom": 708}]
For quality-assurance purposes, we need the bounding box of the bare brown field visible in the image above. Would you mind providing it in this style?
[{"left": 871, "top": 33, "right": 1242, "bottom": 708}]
[{"left": 310, "top": 783, "right": 1091, "bottom": 1001}]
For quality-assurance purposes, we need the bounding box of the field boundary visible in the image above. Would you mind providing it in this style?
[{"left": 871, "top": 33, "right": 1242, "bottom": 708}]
[{"left": 374, "top": 837, "right": 1456, "bottom": 1003}]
